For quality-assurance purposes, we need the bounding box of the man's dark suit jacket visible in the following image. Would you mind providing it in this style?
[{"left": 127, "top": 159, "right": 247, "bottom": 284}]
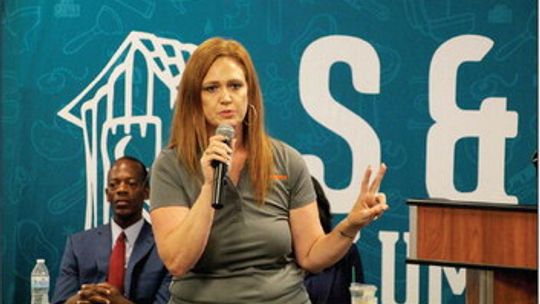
[
  {"left": 51, "top": 221, "right": 171, "bottom": 304},
  {"left": 304, "top": 245, "right": 364, "bottom": 304}
]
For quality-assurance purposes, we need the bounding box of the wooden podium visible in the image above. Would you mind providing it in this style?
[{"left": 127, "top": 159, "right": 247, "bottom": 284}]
[{"left": 407, "top": 198, "right": 537, "bottom": 304}]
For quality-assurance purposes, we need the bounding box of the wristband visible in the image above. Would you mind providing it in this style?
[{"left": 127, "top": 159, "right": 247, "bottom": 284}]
[{"left": 339, "top": 230, "right": 355, "bottom": 240}]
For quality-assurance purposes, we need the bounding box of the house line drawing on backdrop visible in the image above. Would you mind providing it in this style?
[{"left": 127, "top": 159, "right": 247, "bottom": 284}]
[{"left": 58, "top": 31, "right": 196, "bottom": 229}]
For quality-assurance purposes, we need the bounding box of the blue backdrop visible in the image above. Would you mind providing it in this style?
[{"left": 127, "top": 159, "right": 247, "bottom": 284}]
[{"left": 1, "top": 1, "right": 537, "bottom": 303}]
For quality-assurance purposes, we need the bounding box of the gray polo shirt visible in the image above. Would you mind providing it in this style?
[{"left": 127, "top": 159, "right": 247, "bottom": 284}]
[{"left": 150, "top": 139, "right": 316, "bottom": 304}]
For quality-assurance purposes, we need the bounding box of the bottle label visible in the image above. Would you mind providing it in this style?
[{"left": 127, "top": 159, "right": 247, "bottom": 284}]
[{"left": 31, "top": 276, "right": 49, "bottom": 289}]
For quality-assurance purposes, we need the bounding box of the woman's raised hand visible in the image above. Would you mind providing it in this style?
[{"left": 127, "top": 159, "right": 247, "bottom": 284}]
[{"left": 346, "top": 164, "right": 388, "bottom": 229}]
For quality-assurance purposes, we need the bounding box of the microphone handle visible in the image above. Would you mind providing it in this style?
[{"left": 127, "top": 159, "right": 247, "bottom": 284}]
[{"left": 211, "top": 162, "right": 226, "bottom": 209}]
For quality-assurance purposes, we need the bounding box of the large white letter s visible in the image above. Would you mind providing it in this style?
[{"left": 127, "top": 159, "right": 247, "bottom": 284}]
[{"left": 299, "top": 35, "right": 381, "bottom": 213}]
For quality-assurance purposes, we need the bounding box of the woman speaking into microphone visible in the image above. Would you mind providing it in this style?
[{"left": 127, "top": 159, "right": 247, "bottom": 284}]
[{"left": 149, "top": 37, "right": 388, "bottom": 304}]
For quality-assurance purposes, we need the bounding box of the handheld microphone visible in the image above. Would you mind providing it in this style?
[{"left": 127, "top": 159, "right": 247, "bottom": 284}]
[{"left": 211, "top": 123, "right": 235, "bottom": 209}]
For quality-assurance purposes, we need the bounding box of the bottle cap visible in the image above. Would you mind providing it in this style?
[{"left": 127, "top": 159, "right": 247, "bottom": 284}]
[{"left": 37, "top": 259, "right": 45, "bottom": 263}]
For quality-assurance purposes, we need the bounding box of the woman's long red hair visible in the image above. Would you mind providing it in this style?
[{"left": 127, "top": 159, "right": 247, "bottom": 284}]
[{"left": 169, "top": 37, "right": 273, "bottom": 204}]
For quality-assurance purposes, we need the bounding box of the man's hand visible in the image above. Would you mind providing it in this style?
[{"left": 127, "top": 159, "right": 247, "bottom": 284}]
[{"left": 66, "top": 283, "right": 134, "bottom": 304}]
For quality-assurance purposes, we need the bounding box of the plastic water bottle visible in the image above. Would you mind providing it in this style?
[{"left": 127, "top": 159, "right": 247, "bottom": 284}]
[{"left": 31, "top": 259, "right": 50, "bottom": 304}]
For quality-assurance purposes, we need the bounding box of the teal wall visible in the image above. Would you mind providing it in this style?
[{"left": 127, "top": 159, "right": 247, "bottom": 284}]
[{"left": 1, "top": 1, "right": 537, "bottom": 303}]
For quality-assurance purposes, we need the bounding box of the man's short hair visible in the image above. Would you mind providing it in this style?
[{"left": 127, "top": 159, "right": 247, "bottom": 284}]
[{"left": 111, "top": 156, "right": 149, "bottom": 187}]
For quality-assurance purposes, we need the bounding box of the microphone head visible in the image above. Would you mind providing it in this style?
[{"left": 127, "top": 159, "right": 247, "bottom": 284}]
[{"left": 216, "top": 123, "right": 235, "bottom": 142}]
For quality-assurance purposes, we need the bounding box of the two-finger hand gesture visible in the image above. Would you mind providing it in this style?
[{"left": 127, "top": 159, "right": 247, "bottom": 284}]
[{"left": 346, "top": 164, "right": 388, "bottom": 229}]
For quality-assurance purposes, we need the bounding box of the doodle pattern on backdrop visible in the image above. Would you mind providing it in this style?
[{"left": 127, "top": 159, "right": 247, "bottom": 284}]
[{"left": 1, "top": 1, "right": 537, "bottom": 303}]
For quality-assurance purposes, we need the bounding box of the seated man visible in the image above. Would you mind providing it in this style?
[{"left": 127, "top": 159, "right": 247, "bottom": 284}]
[
  {"left": 304, "top": 177, "right": 365, "bottom": 304},
  {"left": 52, "top": 156, "right": 171, "bottom": 304}
]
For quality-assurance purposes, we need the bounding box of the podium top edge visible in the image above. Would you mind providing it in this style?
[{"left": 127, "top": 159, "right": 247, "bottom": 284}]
[{"left": 406, "top": 198, "right": 538, "bottom": 212}]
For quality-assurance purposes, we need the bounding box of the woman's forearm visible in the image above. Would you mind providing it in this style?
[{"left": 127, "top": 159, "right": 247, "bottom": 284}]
[
  {"left": 301, "top": 218, "right": 360, "bottom": 273},
  {"left": 153, "top": 184, "right": 215, "bottom": 276}
]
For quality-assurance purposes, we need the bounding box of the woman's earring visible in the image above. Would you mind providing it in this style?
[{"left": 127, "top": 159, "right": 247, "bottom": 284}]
[{"left": 244, "top": 104, "right": 257, "bottom": 126}]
